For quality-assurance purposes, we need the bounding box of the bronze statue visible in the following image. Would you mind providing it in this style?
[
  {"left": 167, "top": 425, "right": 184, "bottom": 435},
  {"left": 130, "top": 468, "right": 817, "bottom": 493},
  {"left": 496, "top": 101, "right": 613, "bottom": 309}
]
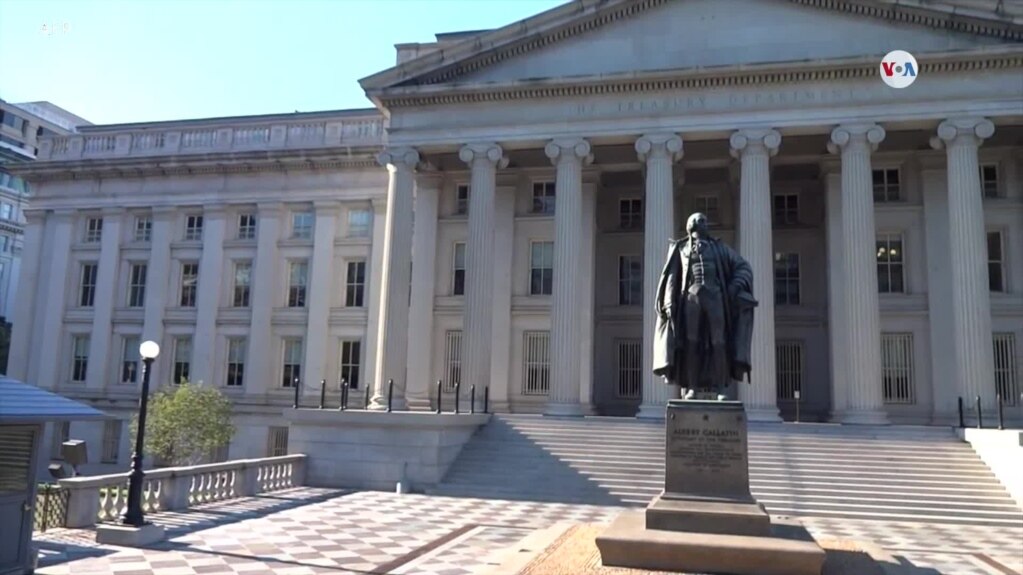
[{"left": 653, "top": 212, "right": 757, "bottom": 400}]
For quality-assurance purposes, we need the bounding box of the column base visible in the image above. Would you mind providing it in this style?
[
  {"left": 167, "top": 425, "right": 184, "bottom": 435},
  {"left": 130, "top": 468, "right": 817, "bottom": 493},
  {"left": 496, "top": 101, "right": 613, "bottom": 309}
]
[
  {"left": 367, "top": 395, "right": 409, "bottom": 412},
  {"left": 405, "top": 396, "right": 433, "bottom": 412},
  {"left": 544, "top": 402, "right": 586, "bottom": 417},
  {"left": 835, "top": 409, "right": 889, "bottom": 425},
  {"left": 745, "top": 406, "right": 782, "bottom": 423},
  {"left": 636, "top": 402, "right": 667, "bottom": 419}
]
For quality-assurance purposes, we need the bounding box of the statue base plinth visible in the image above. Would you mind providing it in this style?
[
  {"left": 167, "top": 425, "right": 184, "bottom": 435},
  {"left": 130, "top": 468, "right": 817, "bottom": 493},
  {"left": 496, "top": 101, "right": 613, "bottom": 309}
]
[{"left": 646, "top": 493, "right": 771, "bottom": 536}]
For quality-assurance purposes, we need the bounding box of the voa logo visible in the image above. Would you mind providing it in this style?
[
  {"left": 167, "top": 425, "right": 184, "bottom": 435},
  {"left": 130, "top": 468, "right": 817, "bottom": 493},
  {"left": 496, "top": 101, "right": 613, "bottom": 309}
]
[{"left": 880, "top": 50, "right": 918, "bottom": 88}]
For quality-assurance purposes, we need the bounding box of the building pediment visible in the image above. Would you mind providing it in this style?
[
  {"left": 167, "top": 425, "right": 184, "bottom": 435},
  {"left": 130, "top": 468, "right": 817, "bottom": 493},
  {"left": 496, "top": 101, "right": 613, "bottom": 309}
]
[{"left": 361, "top": 0, "right": 1022, "bottom": 108}]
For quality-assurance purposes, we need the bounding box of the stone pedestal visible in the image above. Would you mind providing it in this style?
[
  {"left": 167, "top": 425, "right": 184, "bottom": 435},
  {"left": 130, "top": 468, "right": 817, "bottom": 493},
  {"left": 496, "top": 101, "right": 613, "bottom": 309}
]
[
  {"left": 95, "top": 522, "right": 165, "bottom": 547},
  {"left": 597, "top": 400, "right": 825, "bottom": 575}
]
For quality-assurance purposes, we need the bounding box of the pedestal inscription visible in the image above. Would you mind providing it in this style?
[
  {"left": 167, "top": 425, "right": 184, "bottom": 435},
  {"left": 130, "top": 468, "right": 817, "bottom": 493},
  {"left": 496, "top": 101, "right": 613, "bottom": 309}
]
[{"left": 664, "top": 399, "right": 752, "bottom": 501}]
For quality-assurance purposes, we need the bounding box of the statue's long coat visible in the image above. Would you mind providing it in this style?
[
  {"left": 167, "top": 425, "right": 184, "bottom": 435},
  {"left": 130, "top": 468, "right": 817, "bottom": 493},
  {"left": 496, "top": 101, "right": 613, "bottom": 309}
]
[{"left": 652, "top": 237, "right": 756, "bottom": 388}]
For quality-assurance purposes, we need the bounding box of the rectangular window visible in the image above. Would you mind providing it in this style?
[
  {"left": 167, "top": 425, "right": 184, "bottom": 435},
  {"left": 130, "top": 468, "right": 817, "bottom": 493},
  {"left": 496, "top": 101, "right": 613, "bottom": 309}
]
[
  {"left": 292, "top": 211, "right": 313, "bottom": 239},
  {"left": 282, "top": 339, "right": 303, "bottom": 388},
  {"left": 233, "top": 261, "right": 252, "bottom": 307},
  {"left": 340, "top": 340, "right": 361, "bottom": 390},
  {"left": 128, "top": 263, "right": 147, "bottom": 307},
  {"left": 267, "top": 426, "right": 289, "bottom": 457},
  {"left": 523, "top": 331, "right": 551, "bottom": 395},
  {"left": 71, "top": 335, "right": 90, "bottom": 382},
  {"left": 238, "top": 213, "right": 256, "bottom": 240},
  {"left": 616, "top": 339, "right": 642, "bottom": 399},
  {"left": 980, "top": 164, "right": 999, "bottom": 198},
  {"left": 618, "top": 255, "right": 642, "bottom": 306},
  {"left": 121, "top": 336, "right": 140, "bottom": 384},
  {"left": 876, "top": 234, "right": 905, "bottom": 293},
  {"left": 776, "top": 341, "right": 804, "bottom": 400},
  {"left": 773, "top": 252, "right": 801, "bottom": 305},
  {"left": 452, "top": 243, "right": 466, "bottom": 296},
  {"left": 347, "top": 209, "right": 371, "bottom": 237},
  {"left": 772, "top": 194, "right": 798, "bottom": 226},
  {"left": 288, "top": 260, "right": 308, "bottom": 308},
  {"left": 226, "top": 338, "right": 246, "bottom": 387},
  {"left": 101, "top": 420, "right": 122, "bottom": 464},
  {"left": 134, "top": 215, "right": 152, "bottom": 242},
  {"left": 0, "top": 236, "right": 8, "bottom": 253},
  {"left": 531, "top": 181, "right": 556, "bottom": 214},
  {"left": 0, "top": 202, "right": 10, "bottom": 221},
  {"left": 455, "top": 184, "right": 470, "bottom": 215},
  {"left": 695, "top": 195, "right": 720, "bottom": 226},
  {"left": 84, "top": 217, "right": 103, "bottom": 243},
  {"left": 345, "top": 260, "right": 366, "bottom": 307},
  {"left": 180, "top": 262, "right": 199, "bottom": 307},
  {"left": 444, "top": 331, "right": 462, "bottom": 392},
  {"left": 993, "top": 333, "right": 1019, "bottom": 406},
  {"left": 184, "top": 214, "right": 204, "bottom": 241},
  {"left": 529, "top": 241, "right": 554, "bottom": 296},
  {"left": 172, "top": 336, "right": 191, "bottom": 384},
  {"left": 619, "top": 198, "right": 643, "bottom": 230},
  {"left": 79, "top": 263, "right": 98, "bottom": 307},
  {"left": 872, "top": 168, "right": 901, "bottom": 202},
  {"left": 988, "top": 232, "right": 1004, "bottom": 292},
  {"left": 881, "top": 333, "right": 915, "bottom": 404}
]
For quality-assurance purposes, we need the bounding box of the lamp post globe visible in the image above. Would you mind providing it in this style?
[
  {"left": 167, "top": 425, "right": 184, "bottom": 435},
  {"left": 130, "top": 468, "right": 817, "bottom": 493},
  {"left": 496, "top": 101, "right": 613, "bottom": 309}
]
[{"left": 122, "top": 340, "right": 159, "bottom": 527}]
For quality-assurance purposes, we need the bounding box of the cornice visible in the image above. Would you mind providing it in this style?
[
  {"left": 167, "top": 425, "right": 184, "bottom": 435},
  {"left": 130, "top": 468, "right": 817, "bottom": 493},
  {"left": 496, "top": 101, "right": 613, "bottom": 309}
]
[{"left": 377, "top": 48, "right": 1023, "bottom": 109}]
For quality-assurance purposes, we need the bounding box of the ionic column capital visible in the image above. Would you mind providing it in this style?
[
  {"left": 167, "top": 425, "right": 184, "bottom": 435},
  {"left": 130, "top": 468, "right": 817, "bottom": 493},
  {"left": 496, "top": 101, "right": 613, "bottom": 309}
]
[
  {"left": 729, "top": 129, "right": 781, "bottom": 159},
  {"left": 458, "top": 142, "right": 509, "bottom": 169},
  {"left": 827, "top": 123, "right": 886, "bottom": 154},
  {"left": 377, "top": 147, "right": 420, "bottom": 171},
  {"left": 635, "top": 133, "right": 683, "bottom": 163},
  {"left": 930, "top": 117, "right": 995, "bottom": 150},
  {"left": 545, "top": 138, "right": 593, "bottom": 166}
]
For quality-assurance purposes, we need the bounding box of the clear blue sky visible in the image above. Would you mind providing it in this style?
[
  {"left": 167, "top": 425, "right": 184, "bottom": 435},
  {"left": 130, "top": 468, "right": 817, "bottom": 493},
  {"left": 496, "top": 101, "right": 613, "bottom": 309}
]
[{"left": 0, "top": 0, "right": 565, "bottom": 125}]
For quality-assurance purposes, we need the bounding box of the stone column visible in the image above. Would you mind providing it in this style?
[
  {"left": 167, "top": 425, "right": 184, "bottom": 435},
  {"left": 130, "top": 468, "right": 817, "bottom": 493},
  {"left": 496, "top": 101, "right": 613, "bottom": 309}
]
[
  {"left": 406, "top": 170, "right": 441, "bottom": 411},
  {"left": 86, "top": 208, "right": 124, "bottom": 391},
  {"left": 7, "top": 209, "right": 46, "bottom": 380},
  {"left": 192, "top": 205, "right": 226, "bottom": 386},
  {"left": 545, "top": 138, "right": 592, "bottom": 416},
  {"left": 458, "top": 143, "right": 507, "bottom": 400},
  {"left": 828, "top": 124, "right": 888, "bottom": 424},
  {"left": 577, "top": 179, "right": 597, "bottom": 411},
  {"left": 823, "top": 168, "right": 848, "bottom": 419},
  {"left": 636, "top": 134, "right": 683, "bottom": 419},
  {"left": 303, "top": 201, "right": 339, "bottom": 396},
  {"left": 369, "top": 147, "right": 419, "bottom": 411},
  {"left": 34, "top": 210, "right": 73, "bottom": 389},
  {"left": 488, "top": 185, "right": 516, "bottom": 413},
  {"left": 931, "top": 118, "right": 998, "bottom": 409},
  {"left": 363, "top": 198, "right": 388, "bottom": 393},
  {"left": 246, "top": 203, "right": 282, "bottom": 396},
  {"left": 730, "top": 129, "right": 781, "bottom": 422},
  {"left": 142, "top": 207, "right": 175, "bottom": 387}
]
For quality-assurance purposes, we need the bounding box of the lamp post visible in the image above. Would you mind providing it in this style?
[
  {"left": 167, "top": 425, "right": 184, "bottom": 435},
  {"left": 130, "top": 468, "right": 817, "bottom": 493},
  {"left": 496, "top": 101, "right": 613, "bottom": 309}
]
[{"left": 122, "top": 340, "right": 159, "bottom": 527}]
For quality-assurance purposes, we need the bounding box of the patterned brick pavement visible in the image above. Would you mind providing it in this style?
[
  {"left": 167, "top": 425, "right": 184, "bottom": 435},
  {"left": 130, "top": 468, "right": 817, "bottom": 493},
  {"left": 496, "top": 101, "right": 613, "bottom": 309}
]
[{"left": 34, "top": 488, "right": 1023, "bottom": 575}]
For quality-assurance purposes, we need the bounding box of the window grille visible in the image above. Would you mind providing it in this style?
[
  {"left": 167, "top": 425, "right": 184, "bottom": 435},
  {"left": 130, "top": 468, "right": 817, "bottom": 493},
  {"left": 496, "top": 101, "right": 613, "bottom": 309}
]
[
  {"left": 444, "top": 331, "right": 462, "bottom": 392},
  {"left": 523, "top": 331, "right": 551, "bottom": 395},
  {"left": 776, "top": 341, "right": 804, "bottom": 400},
  {"left": 267, "top": 427, "right": 289, "bottom": 457},
  {"left": 616, "top": 339, "right": 642, "bottom": 398},
  {"left": 994, "top": 333, "right": 1019, "bottom": 406},
  {"left": 881, "top": 333, "right": 915, "bottom": 404}
]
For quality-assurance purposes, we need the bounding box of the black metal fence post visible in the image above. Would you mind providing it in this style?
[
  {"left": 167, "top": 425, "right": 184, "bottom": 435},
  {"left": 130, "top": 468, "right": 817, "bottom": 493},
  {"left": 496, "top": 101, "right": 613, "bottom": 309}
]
[
  {"left": 338, "top": 378, "right": 348, "bottom": 411},
  {"left": 484, "top": 386, "right": 489, "bottom": 414},
  {"left": 293, "top": 378, "right": 300, "bottom": 409},
  {"left": 975, "top": 395, "right": 983, "bottom": 429},
  {"left": 387, "top": 379, "right": 394, "bottom": 413},
  {"left": 319, "top": 379, "right": 327, "bottom": 409},
  {"left": 436, "top": 380, "right": 443, "bottom": 414},
  {"left": 470, "top": 384, "right": 476, "bottom": 414},
  {"left": 997, "top": 394, "right": 1004, "bottom": 430},
  {"left": 957, "top": 397, "right": 965, "bottom": 428},
  {"left": 365, "top": 385, "right": 371, "bottom": 409},
  {"left": 454, "top": 381, "right": 461, "bottom": 414}
]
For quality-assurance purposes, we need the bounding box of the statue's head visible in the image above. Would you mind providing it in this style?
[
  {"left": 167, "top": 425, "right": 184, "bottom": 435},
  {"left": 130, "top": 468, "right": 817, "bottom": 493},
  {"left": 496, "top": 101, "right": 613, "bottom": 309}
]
[{"left": 686, "top": 212, "right": 709, "bottom": 237}]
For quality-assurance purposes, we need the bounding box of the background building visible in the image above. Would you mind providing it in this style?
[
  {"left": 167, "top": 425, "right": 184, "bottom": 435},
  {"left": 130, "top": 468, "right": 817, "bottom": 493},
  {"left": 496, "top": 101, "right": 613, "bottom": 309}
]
[{"left": 8, "top": 0, "right": 1023, "bottom": 472}]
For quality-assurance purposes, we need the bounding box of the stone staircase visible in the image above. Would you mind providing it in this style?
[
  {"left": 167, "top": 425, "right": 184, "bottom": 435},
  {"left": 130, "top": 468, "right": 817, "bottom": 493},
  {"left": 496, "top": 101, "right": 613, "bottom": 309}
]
[{"left": 428, "top": 414, "right": 1023, "bottom": 527}]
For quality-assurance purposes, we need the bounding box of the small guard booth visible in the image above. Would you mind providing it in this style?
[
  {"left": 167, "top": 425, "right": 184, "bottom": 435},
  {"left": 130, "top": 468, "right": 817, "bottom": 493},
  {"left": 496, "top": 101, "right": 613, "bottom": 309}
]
[{"left": 0, "top": 378, "right": 108, "bottom": 575}]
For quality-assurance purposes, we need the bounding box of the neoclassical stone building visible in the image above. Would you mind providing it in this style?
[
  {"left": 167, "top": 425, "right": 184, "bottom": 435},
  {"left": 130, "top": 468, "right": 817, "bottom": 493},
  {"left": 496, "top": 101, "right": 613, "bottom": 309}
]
[{"left": 10, "top": 0, "right": 1023, "bottom": 465}]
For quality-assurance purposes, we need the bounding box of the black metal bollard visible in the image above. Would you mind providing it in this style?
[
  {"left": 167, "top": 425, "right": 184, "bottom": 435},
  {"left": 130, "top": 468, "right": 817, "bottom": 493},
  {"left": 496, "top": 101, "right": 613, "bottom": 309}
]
[
  {"left": 470, "top": 384, "right": 476, "bottom": 414},
  {"left": 975, "top": 395, "right": 983, "bottom": 429},
  {"left": 957, "top": 397, "right": 965, "bottom": 428},
  {"left": 319, "top": 379, "right": 327, "bottom": 409},
  {"left": 339, "top": 378, "right": 349, "bottom": 411},
  {"left": 454, "top": 381, "right": 461, "bottom": 414},
  {"left": 387, "top": 379, "right": 394, "bottom": 413},
  {"left": 997, "top": 394, "right": 1004, "bottom": 430},
  {"left": 293, "top": 378, "right": 300, "bottom": 409},
  {"left": 484, "top": 386, "right": 489, "bottom": 414},
  {"left": 436, "top": 380, "right": 443, "bottom": 414}
]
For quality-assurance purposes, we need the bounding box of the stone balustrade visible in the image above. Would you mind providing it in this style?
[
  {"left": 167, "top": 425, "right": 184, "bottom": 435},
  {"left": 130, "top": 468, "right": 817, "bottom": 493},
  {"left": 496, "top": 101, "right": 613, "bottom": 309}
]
[
  {"left": 37, "top": 114, "right": 384, "bottom": 160},
  {"left": 59, "top": 454, "right": 306, "bottom": 528}
]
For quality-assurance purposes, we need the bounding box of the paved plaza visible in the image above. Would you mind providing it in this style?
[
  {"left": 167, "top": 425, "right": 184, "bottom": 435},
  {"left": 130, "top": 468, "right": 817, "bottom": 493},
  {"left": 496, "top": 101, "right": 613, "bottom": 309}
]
[{"left": 33, "top": 487, "right": 1023, "bottom": 575}]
